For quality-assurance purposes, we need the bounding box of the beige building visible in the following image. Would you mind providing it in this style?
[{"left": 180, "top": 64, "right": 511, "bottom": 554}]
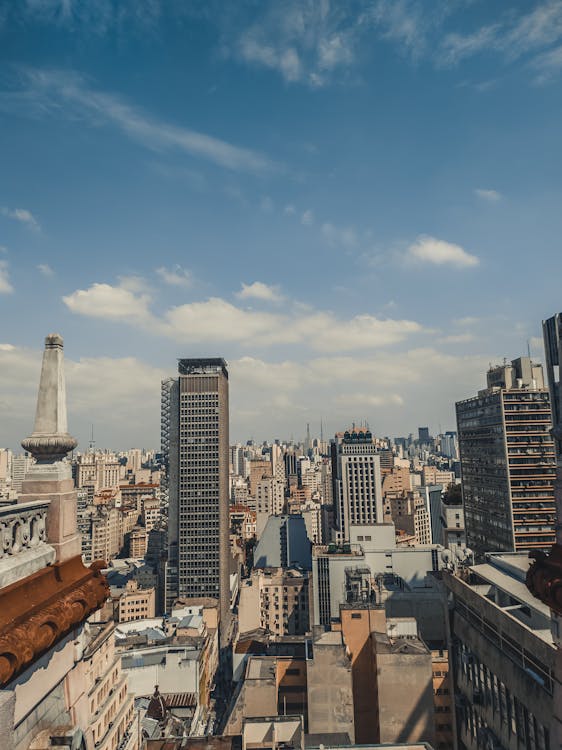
[
  {"left": 238, "top": 567, "right": 310, "bottom": 636},
  {"left": 249, "top": 459, "right": 273, "bottom": 498},
  {"left": 117, "top": 580, "right": 156, "bottom": 622},
  {"left": 129, "top": 526, "right": 148, "bottom": 558},
  {"left": 256, "top": 477, "right": 285, "bottom": 537},
  {"left": 307, "top": 630, "right": 355, "bottom": 740},
  {"left": 143, "top": 497, "right": 161, "bottom": 531},
  {"left": 75, "top": 454, "right": 122, "bottom": 493},
  {"left": 385, "top": 492, "right": 431, "bottom": 545},
  {"left": 431, "top": 647, "right": 454, "bottom": 750},
  {"left": 67, "top": 620, "right": 138, "bottom": 750},
  {"left": 224, "top": 655, "right": 307, "bottom": 737},
  {"left": 421, "top": 466, "right": 454, "bottom": 489},
  {"left": 382, "top": 467, "right": 412, "bottom": 497}
]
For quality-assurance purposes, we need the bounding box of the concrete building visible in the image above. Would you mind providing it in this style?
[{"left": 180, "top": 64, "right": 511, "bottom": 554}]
[
  {"left": 438, "top": 495, "right": 465, "bottom": 550},
  {"left": 444, "top": 553, "right": 556, "bottom": 750},
  {"left": 143, "top": 496, "right": 161, "bottom": 532},
  {"left": 421, "top": 467, "right": 454, "bottom": 489},
  {"left": 9, "top": 453, "right": 32, "bottom": 495},
  {"left": 116, "top": 580, "right": 156, "bottom": 622},
  {"left": 332, "top": 429, "right": 384, "bottom": 543},
  {"left": 238, "top": 567, "right": 310, "bottom": 636},
  {"left": 256, "top": 476, "right": 285, "bottom": 538},
  {"left": 430, "top": 647, "right": 454, "bottom": 750},
  {"left": 312, "top": 524, "right": 442, "bottom": 632},
  {"left": 163, "top": 359, "right": 230, "bottom": 629},
  {"left": 526, "top": 312, "right": 562, "bottom": 750},
  {"left": 253, "top": 514, "right": 312, "bottom": 571},
  {"left": 456, "top": 356, "right": 556, "bottom": 556},
  {"left": 116, "top": 604, "right": 219, "bottom": 728},
  {"left": 75, "top": 453, "right": 121, "bottom": 493},
  {"left": 307, "top": 630, "right": 355, "bottom": 741},
  {"left": 250, "top": 459, "right": 273, "bottom": 498},
  {"left": 384, "top": 491, "right": 432, "bottom": 545},
  {"left": 66, "top": 620, "right": 137, "bottom": 750},
  {"left": 224, "top": 655, "right": 308, "bottom": 737}
]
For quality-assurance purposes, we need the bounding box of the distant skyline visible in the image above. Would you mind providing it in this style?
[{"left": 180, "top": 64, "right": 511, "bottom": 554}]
[{"left": 2, "top": 1, "right": 562, "bottom": 449}]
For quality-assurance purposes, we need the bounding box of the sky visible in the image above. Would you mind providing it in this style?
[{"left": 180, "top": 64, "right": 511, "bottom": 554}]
[{"left": 1, "top": 0, "right": 562, "bottom": 451}]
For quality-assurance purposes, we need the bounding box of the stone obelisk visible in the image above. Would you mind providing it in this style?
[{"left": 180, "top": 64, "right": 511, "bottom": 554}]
[{"left": 19, "top": 334, "right": 81, "bottom": 562}]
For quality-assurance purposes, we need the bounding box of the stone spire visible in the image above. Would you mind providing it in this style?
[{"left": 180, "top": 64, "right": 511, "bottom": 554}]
[{"left": 21, "top": 333, "right": 77, "bottom": 462}]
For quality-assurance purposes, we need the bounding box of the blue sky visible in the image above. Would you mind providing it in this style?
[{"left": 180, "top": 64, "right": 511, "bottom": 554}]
[{"left": 1, "top": 0, "right": 562, "bottom": 450}]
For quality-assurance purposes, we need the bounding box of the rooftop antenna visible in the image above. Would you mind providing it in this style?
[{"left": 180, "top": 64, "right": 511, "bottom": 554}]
[
  {"left": 527, "top": 339, "right": 532, "bottom": 360},
  {"left": 89, "top": 424, "right": 95, "bottom": 454},
  {"left": 320, "top": 418, "right": 324, "bottom": 443}
]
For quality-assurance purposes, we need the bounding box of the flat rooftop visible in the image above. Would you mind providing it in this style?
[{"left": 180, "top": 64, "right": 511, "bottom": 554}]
[{"left": 246, "top": 656, "right": 277, "bottom": 681}]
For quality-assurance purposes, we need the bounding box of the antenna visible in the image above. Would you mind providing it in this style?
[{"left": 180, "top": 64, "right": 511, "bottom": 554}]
[
  {"left": 89, "top": 424, "right": 95, "bottom": 454},
  {"left": 527, "top": 339, "right": 532, "bottom": 360},
  {"left": 320, "top": 418, "right": 324, "bottom": 443}
]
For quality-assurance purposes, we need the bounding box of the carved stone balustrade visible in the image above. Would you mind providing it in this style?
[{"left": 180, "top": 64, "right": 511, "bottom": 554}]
[
  {"left": 0, "top": 501, "right": 48, "bottom": 559},
  {"left": 0, "top": 501, "right": 55, "bottom": 590}
]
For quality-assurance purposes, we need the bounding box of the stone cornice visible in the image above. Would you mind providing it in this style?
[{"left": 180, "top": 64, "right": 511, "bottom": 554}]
[{"left": 0, "top": 555, "right": 109, "bottom": 686}]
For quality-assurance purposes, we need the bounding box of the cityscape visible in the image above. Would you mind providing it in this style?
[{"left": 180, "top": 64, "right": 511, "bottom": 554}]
[
  {"left": 2, "top": 2, "right": 562, "bottom": 750},
  {"left": 0, "top": 318, "right": 561, "bottom": 750}
]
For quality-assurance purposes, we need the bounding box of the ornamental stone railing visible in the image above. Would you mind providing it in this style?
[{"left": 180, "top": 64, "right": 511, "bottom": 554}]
[{"left": 0, "top": 501, "right": 48, "bottom": 558}]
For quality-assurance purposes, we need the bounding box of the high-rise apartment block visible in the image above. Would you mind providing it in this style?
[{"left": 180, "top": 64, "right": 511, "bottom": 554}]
[
  {"left": 332, "top": 429, "right": 383, "bottom": 542},
  {"left": 456, "top": 357, "right": 556, "bottom": 557},
  {"left": 163, "top": 358, "right": 230, "bottom": 627}
]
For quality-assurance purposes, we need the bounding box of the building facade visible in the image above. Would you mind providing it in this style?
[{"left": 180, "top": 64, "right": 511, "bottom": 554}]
[
  {"left": 164, "top": 359, "right": 230, "bottom": 628},
  {"left": 444, "top": 553, "right": 555, "bottom": 750},
  {"left": 456, "top": 357, "right": 556, "bottom": 557},
  {"left": 332, "top": 429, "right": 383, "bottom": 543}
]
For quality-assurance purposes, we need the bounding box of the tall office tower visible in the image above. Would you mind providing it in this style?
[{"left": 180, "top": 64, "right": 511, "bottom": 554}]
[
  {"left": 418, "top": 426, "right": 430, "bottom": 444},
  {"left": 332, "top": 428, "right": 383, "bottom": 542},
  {"left": 163, "top": 359, "right": 230, "bottom": 629},
  {"left": 440, "top": 430, "right": 458, "bottom": 459},
  {"left": 456, "top": 356, "right": 556, "bottom": 558}
]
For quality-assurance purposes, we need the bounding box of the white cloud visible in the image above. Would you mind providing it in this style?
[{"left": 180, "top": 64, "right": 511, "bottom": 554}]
[
  {"left": 334, "top": 392, "right": 405, "bottom": 407},
  {"left": 440, "top": 1, "right": 562, "bottom": 72},
  {"left": 321, "top": 222, "right": 357, "bottom": 249},
  {"left": 1, "top": 206, "right": 40, "bottom": 230},
  {"left": 0, "top": 260, "right": 13, "bottom": 293},
  {"left": 62, "top": 279, "right": 425, "bottom": 353},
  {"left": 37, "top": 263, "right": 54, "bottom": 277},
  {"left": 437, "top": 333, "right": 475, "bottom": 344},
  {"left": 301, "top": 209, "right": 314, "bottom": 225},
  {"left": 236, "top": 281, "right": 284, "bottom": 303},
  {"left": 156, "top": 266, "right": 192, "bottom": 288},
  {"left": 405, "top": 235, "right": 479, "bottom": 269},
  {"left": 475, "top": 188, "right": 501, "bottom": 202},
  {"left": 62, "top": 282, "right": 152, "bottom": 321},
  {"left": 232, "top": 2, "right": 360, "bottom": 86},
  {"left": 454, "top": 316, "right": 480, "bottom": 327},
  {"left": 4, "top": 69, "right": 275, "bottom": 174}
]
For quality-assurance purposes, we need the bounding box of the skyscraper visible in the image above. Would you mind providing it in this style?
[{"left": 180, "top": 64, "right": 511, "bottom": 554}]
[
  {"left": 332, "top": 428, "right": 383, "bottom": 542},
  {"left": 456, "top": 356, "right": 556, "bottom": 557},
  {"left": 163, "top": 358, "right": 230, "bottom": 628}
]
